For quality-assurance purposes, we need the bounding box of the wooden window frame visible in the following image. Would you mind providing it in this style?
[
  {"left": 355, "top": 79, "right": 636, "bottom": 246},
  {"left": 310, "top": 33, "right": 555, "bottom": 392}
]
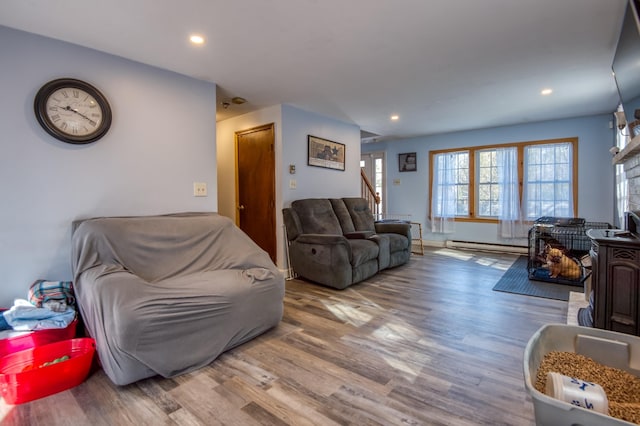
[{"left": 428, "top": 137, "right": 579, "bottom": 224}]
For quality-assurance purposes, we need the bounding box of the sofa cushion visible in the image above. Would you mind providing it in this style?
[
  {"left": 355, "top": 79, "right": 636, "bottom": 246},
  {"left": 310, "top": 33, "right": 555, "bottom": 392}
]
[
  {"left": 342, "top": 197, "right": 376, "bottom": 232},
  {"left": 292, "top": 199, "right": 343, "bottom": 235},
  {"left": 385, "top": 232, "right": 410, "bottom": 252},
  {"left": 330, "top": 198, "right": 356, "bottom": 234}
]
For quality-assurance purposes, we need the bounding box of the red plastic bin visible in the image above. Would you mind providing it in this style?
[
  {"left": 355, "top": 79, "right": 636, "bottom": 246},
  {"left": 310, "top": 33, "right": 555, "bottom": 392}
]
[
  {"left": 0, "top": 337, "right": 95, "bottom": 404},
  {"left": 0, "top": 319, "right": 78, "bottom": 358}
]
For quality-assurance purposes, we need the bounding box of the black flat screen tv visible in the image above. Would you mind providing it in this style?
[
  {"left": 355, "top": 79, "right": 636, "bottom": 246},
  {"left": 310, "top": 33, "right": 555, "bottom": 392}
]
[{"left": 613, "top": 0, "right": 640, "bottom": 127}]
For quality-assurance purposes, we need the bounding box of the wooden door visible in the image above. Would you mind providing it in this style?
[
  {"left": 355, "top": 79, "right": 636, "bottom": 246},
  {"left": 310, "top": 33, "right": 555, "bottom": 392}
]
[{"left": 236, "top": 123, "right": 277, "bottom": 263}]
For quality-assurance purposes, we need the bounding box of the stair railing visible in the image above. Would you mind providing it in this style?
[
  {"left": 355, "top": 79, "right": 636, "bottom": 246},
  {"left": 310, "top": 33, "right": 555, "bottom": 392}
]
[{"left": 360, "top": 169, "right": 381, "bottom": 220}]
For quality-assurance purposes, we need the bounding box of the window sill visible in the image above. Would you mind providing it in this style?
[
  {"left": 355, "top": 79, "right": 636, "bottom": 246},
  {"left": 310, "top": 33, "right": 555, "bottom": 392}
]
[
  {"left": 442, "top": 217, "right": 536, "bottom": 225},
  {"left": 455, "top": 217, "right": 499, "bottom": 224}
]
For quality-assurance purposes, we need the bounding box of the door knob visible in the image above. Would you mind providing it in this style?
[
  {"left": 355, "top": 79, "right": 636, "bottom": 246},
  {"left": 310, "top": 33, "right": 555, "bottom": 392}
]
[{"left": 237, "top": 205, "right": 245, "bottom": 210}]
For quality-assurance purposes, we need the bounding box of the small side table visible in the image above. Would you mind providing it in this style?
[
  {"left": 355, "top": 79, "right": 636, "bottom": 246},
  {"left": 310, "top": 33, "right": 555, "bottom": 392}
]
[{"left": 410, "top": 222, "right": 424, "bottom": 255}]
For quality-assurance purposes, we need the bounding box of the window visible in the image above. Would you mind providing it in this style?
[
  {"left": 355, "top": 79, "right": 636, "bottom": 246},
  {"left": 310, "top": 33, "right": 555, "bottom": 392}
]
[
  {"left": 429, "top": 138, "right": 578, "bottom": 223},
  {"left": 477, "top": 149, "right": 500, "bottom": 217},
  {"left": 433, "top": 150, "right": 469, "bottom": 216},
  {"left": 523, "top": 143, "right": 574, "bottom": 219}
]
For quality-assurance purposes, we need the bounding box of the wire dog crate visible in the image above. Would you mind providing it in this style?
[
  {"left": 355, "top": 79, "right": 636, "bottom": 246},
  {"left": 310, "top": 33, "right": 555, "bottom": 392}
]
[{"left": 527, "top": 217, "right": 611, "bottom": 286}]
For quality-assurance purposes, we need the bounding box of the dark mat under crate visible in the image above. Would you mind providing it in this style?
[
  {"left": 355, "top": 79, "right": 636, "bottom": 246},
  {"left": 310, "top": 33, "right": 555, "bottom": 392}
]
[{"left": 492, "top": 256, "right": 583, "bottom": 301}]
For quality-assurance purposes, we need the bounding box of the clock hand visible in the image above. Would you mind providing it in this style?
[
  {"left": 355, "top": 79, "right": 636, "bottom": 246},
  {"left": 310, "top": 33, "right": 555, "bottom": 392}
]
[{"left": 62, "top": 106, "right": 97, "bottom": 126}]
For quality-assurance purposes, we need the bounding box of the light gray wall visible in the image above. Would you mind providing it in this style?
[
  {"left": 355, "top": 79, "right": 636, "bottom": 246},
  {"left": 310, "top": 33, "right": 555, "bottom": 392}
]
[
  {"left": 362, "top": 114, "right": 616, "bottom": 246},
  {"left": 280, "top": 104, "right": 361, "bottom": 204},
  {"left": 0, "top": 26, "right": 217, "bottom": 306}
]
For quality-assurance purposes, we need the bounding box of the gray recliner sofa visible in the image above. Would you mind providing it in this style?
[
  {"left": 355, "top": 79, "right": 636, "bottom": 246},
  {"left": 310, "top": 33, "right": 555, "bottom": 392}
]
[{"left": 283, "top": 197, "right": 411, "bottom": 289}]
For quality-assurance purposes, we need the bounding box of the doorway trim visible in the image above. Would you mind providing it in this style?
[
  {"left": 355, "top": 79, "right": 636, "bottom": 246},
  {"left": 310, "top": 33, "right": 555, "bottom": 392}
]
[{"left": 234, "top": 123, "right": 277, "bottom": 263}]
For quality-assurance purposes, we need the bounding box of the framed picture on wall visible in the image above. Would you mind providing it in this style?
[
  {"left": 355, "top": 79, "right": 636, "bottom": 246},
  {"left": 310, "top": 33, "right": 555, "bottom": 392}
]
[
  {"left": 307, "top": 135, "right": 346, "bottom": 171},
  {"left": 399, "top": 152, "right": 417, "bottom": 172}
]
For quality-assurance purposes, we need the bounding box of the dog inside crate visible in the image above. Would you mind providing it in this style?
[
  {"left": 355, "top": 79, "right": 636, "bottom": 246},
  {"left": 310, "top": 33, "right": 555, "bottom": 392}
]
[
  {"left": 528, "top": 227, "right": 585, "bottom": 284},
  {"left": 543, "top": 244, "right": 581, "bottom": 279},
  {"left": 527, "top": 219, "right": 610, "bottom": 285}
]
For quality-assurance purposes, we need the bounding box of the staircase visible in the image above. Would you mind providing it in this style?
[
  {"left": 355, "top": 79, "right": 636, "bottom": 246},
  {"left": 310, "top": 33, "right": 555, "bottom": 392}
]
[{"left": 361, "top": 169, "right": 381, "bottom": 219}]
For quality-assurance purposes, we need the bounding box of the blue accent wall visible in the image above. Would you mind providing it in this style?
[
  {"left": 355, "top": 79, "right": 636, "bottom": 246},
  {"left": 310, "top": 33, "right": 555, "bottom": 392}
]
[{"left": 362, "top": 114, "right": 615, "bottom": 245}]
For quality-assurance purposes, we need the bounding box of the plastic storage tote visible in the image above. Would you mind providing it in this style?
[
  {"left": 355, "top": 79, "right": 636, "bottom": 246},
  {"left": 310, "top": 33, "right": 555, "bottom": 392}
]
[
  {"left": 524, "top": 324, "right": 640, "bottom": 426},
  {"left": 0, "top": 319, "right": 78, "bottom": 357},
  {"left": 0, "top": 337, "right": 95, "bottom": 404}
]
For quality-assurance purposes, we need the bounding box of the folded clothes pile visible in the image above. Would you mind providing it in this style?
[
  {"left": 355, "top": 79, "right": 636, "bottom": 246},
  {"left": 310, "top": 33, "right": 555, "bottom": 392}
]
[
  {"left": 1, "top": 300, "right": 76, "bottom": 331},
  {"left": 0, "top": 280, "right": 76, "bottom": 331}
]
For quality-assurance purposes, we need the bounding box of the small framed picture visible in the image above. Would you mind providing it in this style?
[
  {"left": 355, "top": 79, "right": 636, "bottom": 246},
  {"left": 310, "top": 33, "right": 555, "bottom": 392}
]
[
  {"left": 307, "top": 135, "right": 345, "bottom": 171},
  {"left": 399, "top": 152, "right": 417, "bottom": 172}
]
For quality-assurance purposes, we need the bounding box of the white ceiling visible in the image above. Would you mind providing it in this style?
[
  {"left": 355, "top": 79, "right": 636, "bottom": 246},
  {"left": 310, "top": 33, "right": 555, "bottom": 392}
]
[{"left": 0, "top": 0, "right": 628, "bottom": 142}]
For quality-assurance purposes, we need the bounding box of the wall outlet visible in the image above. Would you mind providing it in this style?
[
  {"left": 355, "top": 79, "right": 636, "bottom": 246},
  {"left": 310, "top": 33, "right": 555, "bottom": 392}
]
[
  {"left": 393, "top": 179, "right": 401, "bottom": 186},
  {"left": 193, "top": 182, "right": 207, "bottom": 197}
]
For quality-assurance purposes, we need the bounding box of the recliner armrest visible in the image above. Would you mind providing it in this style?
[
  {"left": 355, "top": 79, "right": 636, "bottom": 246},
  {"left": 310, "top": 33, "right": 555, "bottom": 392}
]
[
  {"left": 375, "top": 221, "right": 411, "bottom": 239},
  {"left": 344, "top": 231, "right": 375, "bottom": 239}
]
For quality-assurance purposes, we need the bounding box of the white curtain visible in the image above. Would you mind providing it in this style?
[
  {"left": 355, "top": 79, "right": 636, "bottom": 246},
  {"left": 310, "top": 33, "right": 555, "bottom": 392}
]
[
  {"left": 497, "top": 147, "right": 526, "bottom": 238},
  {"left": 614, "top": 109, "right": 629, "bottom": 229},
  {"left": 431, "top": 153, "right": 456, "bottom": 233}
]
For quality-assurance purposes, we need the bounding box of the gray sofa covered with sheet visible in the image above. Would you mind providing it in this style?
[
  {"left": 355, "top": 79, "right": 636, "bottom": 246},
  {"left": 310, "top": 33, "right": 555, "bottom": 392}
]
[
  {"left": 283, "top": 197, "right": 411, "bottom": 289},
  {"left": 71, "top": 212, "right": 284, "bottom": 386}
]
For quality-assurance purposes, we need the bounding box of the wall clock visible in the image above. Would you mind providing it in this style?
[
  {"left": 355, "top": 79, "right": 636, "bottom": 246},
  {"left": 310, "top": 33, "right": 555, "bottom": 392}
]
[{"left": 34, "top": 78, "right": 112, "bottom": 144}]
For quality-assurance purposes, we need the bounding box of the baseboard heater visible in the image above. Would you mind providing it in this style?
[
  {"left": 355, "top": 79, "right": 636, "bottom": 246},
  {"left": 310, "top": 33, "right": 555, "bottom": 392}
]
[{"left": 445, "top": 240, "right": 528, "bottom": 255}]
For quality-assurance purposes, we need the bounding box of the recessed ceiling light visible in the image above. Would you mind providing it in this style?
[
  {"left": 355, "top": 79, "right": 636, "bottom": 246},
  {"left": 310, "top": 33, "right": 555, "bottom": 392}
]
[
  {"left": 541, "top": 88, "right": 553, "bottom": 95},
  {"left": 390, "top": 115, "right": 399, "bottom": 121},
  {"left": 190, "top": 35, "right": 205, "bottom": 45}
]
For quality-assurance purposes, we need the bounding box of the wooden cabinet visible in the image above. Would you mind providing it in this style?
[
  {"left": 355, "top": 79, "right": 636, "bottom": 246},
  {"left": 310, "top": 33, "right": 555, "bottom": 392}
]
[{"left": 588, "top": 229, "right": 640, "bottom": 336}]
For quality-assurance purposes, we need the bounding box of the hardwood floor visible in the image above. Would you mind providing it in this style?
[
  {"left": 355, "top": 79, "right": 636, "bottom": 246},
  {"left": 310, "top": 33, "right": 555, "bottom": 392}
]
[{"left": 0, "top": 248, "right": 567, "bottom": 425}]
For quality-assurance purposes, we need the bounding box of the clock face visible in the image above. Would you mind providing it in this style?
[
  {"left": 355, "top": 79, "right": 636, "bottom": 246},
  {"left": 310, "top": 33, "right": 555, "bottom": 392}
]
[
  {"left": 34, "top": 78, "right": 112, "bottom": 144},
  {"left": 45, "top": 87, "right": 104, "bottom": 137}
]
